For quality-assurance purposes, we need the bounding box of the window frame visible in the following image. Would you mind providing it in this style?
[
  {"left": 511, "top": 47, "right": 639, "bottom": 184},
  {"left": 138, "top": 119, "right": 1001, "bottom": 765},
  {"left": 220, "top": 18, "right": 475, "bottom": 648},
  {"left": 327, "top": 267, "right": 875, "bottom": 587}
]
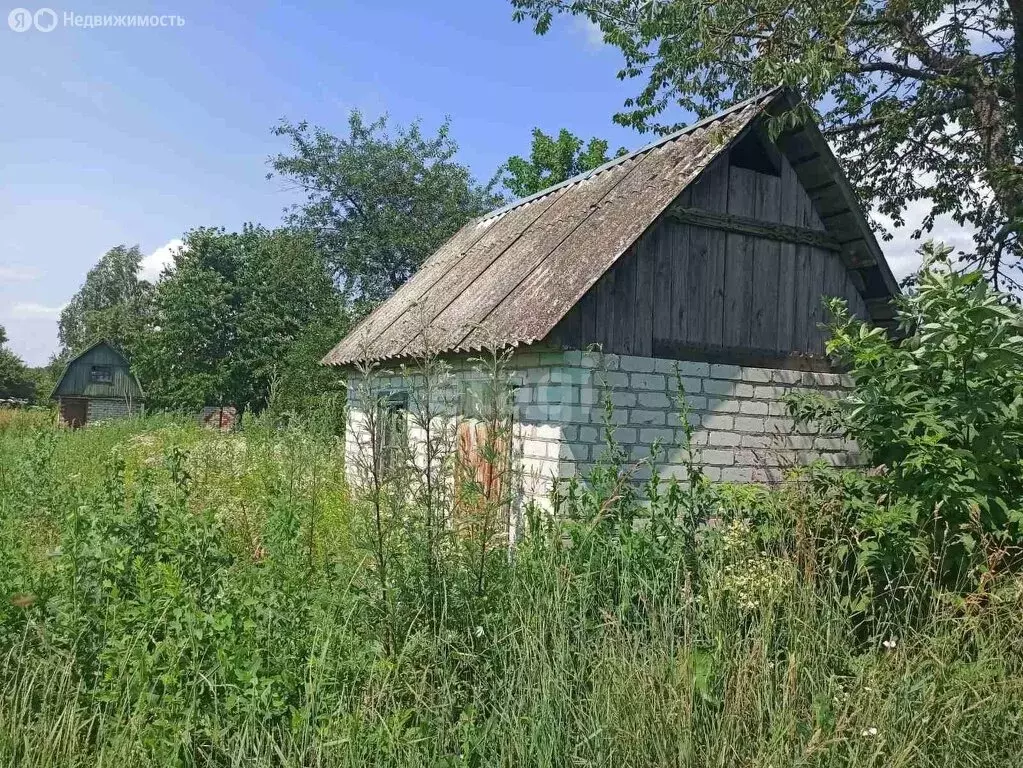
[{"left": 89, "top": 365, "right": 114, "bottom": 384}]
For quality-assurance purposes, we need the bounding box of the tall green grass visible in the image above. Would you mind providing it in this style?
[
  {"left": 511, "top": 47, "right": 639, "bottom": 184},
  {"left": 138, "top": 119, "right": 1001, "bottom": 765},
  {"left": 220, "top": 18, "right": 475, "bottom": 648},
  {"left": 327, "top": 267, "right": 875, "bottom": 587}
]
[{"left": 1, "top": 412, "right": 1021, "bottom": 766}]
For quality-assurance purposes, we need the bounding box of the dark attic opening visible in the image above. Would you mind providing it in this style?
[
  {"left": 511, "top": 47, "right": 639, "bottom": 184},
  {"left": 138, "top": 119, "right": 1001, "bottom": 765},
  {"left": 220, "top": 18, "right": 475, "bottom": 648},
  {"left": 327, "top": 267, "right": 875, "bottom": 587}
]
[{"left": 728, "top": 130, "right": 781, "bottom": 176}]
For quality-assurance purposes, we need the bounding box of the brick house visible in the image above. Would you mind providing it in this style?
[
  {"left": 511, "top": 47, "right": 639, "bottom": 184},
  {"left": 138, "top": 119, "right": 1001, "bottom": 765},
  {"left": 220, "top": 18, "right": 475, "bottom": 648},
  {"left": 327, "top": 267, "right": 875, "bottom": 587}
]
[
  {"left": 324, "top": 88, "right": 899, "bottom": 507},
  {"left": 52, "top": 339, "right": 144, "bottom": 427}
]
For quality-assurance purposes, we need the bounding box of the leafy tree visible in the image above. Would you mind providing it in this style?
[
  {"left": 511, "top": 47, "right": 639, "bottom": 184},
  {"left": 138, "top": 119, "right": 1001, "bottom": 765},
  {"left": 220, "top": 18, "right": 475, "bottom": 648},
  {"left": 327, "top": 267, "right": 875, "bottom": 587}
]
[
  {"left": 58, "top": 245, "right": 153, "bottom": 358},
  {"left": 269, "top": 112, "right": 502, "bottom": 308},
  {"left": 24, "top": 364, "right": 59, "bottom": 404},
  {"left": 265, "top": 320, "right": 349, "bottom": 431},
  {"left": 511, "top": 0, "right": 1023, "bottom": 289},
  {"left": 138, "top": 226, "right": 345, "bottom": 414},
  {"left": 138, "top": 228, "right": 242, "bottom": 411},
  {"left": 236, "top": 227, "right": 348, "bottom": 419},
  {"left": 500, "top": 128, "right": 627, "bottom": 197},
  {"left": 0, "top": 325, "right": 35, "bottom": 401}
]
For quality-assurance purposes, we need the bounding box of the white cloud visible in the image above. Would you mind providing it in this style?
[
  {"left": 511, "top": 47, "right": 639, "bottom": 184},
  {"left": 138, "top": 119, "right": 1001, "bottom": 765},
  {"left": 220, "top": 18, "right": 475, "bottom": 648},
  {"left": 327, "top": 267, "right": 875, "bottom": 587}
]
[
  {"left": 8, "top": 302, "right": 66, "bottom": 319},
  {"left": 139, "top": 238, "right": 184, "bottom": 282},
  {"left": 0, "top": 265, "right": 41, "bottom": 282},
  {"left": 878, "top": 208, "right": 976, "bottom": 282},
  {"left": 573, "top": 16, "right": 606, "bottom": 50}
]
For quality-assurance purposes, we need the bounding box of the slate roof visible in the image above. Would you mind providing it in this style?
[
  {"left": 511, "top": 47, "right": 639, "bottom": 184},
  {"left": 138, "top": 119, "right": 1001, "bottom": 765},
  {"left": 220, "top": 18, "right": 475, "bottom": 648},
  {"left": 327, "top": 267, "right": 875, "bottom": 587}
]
[{"left": 324, "top": 88, "right": 897, "bottom": 366}]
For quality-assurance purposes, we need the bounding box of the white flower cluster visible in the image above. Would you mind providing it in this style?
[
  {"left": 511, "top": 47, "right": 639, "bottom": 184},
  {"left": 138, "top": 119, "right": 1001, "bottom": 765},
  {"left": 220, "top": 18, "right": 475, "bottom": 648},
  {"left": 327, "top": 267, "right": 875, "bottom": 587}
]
[
  {"left": 716, "top": 520, "right": 791, "bottom": 611},
  {"left": 720, "top": 519, "right": 752, "bottom": 554}
]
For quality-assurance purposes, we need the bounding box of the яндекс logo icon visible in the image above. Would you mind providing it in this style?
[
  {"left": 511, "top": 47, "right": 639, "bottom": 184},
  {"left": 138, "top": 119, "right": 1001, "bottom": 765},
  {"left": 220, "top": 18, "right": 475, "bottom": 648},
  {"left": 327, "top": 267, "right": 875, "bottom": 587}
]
[{"left": 8, "top": 7, "right": 33, "bottom": 31}]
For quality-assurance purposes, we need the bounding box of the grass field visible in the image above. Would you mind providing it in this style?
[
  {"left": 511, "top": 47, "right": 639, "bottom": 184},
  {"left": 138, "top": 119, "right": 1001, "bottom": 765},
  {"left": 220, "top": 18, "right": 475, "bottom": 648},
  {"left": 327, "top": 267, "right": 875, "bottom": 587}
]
[{"left": 2, "top": 410, "right": 1022, "bottom": 767}]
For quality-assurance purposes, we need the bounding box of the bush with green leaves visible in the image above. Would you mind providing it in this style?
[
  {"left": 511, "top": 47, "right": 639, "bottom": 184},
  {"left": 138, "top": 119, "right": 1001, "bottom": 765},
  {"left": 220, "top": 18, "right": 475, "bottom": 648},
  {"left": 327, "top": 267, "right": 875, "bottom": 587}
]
[{"left": 791, "top": 242, "right": 1023, "bottom": 600}]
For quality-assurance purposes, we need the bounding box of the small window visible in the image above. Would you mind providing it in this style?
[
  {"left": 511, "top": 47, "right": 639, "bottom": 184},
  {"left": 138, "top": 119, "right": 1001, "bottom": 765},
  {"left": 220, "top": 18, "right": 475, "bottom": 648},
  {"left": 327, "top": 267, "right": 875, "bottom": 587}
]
[
  {"left": 90, "top": 365, "right": 113, "bottom": 384},
  {"left": 375, "top": 392, "right": 408, "bottom": 475}
]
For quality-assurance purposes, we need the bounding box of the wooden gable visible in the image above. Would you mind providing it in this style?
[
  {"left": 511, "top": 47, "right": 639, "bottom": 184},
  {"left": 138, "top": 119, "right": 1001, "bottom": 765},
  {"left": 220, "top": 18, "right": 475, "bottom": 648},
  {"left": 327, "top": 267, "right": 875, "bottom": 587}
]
[
  {"left": 52, "top": 340, "right": 145, "bottom": 401},
  {"left": 547, "top": 138, "right": 869, "bottom": 369}
]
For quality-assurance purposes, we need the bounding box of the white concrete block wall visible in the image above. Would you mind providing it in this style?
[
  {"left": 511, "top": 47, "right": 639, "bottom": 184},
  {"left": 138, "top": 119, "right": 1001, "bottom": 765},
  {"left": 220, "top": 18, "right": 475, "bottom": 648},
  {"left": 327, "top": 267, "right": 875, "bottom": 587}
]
[
  {"left": 506, "top": 350, "right": 858, "bottom": 488},
  {"left": 343, "top": 349, "right": 858, "bottom": 509},
  {"left": 87, "top": 398, "right": 142, "bottom": 422}
]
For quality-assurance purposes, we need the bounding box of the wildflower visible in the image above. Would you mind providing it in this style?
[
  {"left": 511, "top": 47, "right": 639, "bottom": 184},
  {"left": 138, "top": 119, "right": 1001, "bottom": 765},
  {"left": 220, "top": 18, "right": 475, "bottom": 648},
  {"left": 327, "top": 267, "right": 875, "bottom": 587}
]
[
  {"left": 882, "top": 638, "right": 897, "bottom": 650},
  {"left": 860, "top": 727, "right": 878, "bottom": 738},
  {"left": 474, "top": 625, "right": 485, "bottom": 638}
]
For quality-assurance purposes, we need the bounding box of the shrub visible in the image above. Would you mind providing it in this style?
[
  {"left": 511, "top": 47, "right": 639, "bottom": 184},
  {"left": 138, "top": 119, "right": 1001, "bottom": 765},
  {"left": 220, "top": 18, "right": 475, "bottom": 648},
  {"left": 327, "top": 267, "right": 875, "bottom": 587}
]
[{"left": 791, "top": 242, "right": 1023, "bottom": 600}]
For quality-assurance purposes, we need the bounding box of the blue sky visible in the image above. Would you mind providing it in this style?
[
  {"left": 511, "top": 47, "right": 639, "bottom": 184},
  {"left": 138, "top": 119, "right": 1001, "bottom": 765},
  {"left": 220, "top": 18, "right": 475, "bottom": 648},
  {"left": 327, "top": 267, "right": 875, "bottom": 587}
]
[{"left": 1, "top": 1, "right": 970, "bottom": 365}]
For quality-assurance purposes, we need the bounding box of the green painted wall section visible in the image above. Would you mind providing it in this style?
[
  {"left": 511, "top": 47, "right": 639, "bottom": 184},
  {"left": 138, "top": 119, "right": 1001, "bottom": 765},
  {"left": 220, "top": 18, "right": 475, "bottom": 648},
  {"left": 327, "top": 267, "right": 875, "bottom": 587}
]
[{"left": 53, "top": 343, "right": 144, "bottom": 400}]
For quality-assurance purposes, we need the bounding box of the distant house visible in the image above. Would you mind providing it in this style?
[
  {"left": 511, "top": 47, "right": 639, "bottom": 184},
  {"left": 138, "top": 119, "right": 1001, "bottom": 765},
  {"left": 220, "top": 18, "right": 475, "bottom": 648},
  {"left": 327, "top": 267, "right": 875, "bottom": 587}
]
[
  {"left": 325, "top": 88, "right": 900, "bottom": 507},
  {"left": 52, "top": 339, "right": 144, "bottom": 427}
]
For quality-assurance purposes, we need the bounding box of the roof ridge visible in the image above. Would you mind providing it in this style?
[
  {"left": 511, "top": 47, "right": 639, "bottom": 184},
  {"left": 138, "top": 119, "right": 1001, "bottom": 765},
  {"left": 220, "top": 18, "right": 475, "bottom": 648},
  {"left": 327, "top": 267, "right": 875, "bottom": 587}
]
[{"left": 481, "top": 86, "right": 784, "bottom": 223}]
